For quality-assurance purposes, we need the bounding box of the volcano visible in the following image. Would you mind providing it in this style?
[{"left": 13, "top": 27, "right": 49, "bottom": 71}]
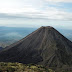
[{"left": 0, "top": 26, "right": 72, "bottom": 68}]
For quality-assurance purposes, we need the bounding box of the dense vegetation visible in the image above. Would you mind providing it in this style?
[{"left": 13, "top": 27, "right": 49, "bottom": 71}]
[
  {"left": 0, "top": 62, "right": 72, "bottom": 72},
  {"left": 0, "top": 62, "right": 55, "bottom": 72}
]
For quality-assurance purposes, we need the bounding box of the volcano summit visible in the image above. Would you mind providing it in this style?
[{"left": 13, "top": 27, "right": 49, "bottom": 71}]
[{"left": 0, "top": 26, "right": 72, "bottom": 68}]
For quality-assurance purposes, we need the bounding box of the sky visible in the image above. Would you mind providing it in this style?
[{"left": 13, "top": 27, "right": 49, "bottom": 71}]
[{"left": 0, "top": 0, "right": 72, "bottom": 29}]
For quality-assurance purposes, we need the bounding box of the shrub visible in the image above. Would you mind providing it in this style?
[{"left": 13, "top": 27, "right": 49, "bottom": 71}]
[{"left": 7, "top": 67, "right": 15, "bottom": 72}]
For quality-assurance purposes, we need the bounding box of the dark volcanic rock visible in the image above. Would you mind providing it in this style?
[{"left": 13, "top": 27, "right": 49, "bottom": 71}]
[{"left": 0, "top": 26, "right": 72, "bottom": 68}]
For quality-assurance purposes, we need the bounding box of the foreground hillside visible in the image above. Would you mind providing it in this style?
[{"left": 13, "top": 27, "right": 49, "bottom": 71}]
[
  {"left": 0, "top": 62, "right": 72, "bottom": 72},
  {"left": 0, "top": 62, "right": 54, "bottom": 72}
]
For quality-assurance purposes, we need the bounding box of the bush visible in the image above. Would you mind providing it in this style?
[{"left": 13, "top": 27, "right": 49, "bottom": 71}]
[{"left": 7, "top": 67, "right": 15, "bottom": 72}]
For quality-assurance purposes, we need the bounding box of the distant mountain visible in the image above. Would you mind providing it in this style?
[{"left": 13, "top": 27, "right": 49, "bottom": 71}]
[
  {"left": 0, "top": 26, "right": 72, "bottom": 70},
  {"left": 0, "top": 47, "right": 2, "bottom": 50},
  {"left": 0, "top": 27, "right": 37, "bottom": 48},
  {"left": 57, "top": 28, "right": 72, "bottom": 42}
]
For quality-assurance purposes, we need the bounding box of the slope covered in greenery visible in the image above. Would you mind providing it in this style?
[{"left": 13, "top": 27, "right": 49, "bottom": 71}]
[
  {"left": 0, "top": 62, "right": 54, "bottom": 72},
  {"left": 0, "top": 62, "right": 72, "bottom": 72}
]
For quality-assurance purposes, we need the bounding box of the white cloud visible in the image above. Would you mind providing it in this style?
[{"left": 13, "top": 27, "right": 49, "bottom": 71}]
[
  {"left": 0, "top": 0, "right": 42, "bottom": 13},
  {"left": 45, "top": 0, "right": 72, "bottom": 2},
  {"left": 0, "top": 6, "right": 72, "bottom": 21},
  {"left": 14, "top": 7, "right": 72, "bottom": 21},
  {"left": 0, "top": 0, "right": 72, "bottom": 21},
  {"left": 0, "top": 4, "right": 39, "bottom": 13}
]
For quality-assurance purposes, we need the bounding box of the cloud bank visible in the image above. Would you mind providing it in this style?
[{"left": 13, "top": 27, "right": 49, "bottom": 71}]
[
  {"left": 0, "top": 0, "right": 72, "bottom": 28},
  {"left": 0, "top": 7, "right": 72, "bottom": 21}
]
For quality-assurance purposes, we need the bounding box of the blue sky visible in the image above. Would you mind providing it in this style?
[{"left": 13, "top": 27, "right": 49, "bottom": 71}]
[{"left": 0, "top": 0, "right": 72, "bottom": 29}]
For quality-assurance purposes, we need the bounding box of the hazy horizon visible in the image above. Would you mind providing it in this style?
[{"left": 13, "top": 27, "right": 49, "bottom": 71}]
[{"left": 0, "top": 26, "right": 72, "bottom": 48}]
